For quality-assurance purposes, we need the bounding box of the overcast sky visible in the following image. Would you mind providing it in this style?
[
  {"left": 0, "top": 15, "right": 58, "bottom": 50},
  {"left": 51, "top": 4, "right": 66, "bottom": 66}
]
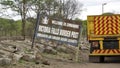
[
  {"left": 1, "top": 0, "right": 120, "bottom": 20},
  {"left": 79, "top": 0, "right": 120, "bottom": 20}
]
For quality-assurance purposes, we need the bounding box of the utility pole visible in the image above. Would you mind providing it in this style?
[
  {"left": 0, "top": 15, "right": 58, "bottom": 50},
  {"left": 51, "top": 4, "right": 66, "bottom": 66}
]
[{"left": 102, "top": 3, "right": 107, "bottom": 14}]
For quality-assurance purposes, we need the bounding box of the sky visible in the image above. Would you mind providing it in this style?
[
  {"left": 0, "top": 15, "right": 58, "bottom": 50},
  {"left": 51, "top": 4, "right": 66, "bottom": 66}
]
[
  {"left": 0, "top": 0, "right": 120, "bottom": 20},
  {"left": 78, "top": 0, "right": 120, "bottom": 20}
]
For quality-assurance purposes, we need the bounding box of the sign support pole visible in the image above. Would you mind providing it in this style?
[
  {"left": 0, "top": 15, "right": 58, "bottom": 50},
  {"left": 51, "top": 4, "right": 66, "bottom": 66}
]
[
  {"left": 75, "top": 25, "right": 83, "bottom": 62},
  {"left": 31, "top": 12, "right": 40, "bottom": 49}
]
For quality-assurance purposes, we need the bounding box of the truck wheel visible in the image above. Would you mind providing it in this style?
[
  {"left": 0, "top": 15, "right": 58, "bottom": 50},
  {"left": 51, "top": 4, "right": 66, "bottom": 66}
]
[{"left": 99, "top": 56, "right": 104, "bottom": 63}]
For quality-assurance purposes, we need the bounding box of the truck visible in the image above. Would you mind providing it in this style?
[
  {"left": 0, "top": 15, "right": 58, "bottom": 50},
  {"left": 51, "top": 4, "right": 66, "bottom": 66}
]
[{"left": 87, "top": 14, "right": 120, "bottom": 62}]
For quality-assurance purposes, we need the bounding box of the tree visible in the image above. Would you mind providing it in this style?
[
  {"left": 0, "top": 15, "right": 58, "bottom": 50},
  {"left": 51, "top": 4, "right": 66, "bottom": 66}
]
[
  {"left": 31, "top": 0, "right": 59, "bottom": 17},
  {"left": 58, "top": 0, "right": 83, "bottom": 19},
  {"left": 32, "top": 0, "right": 83, "bottom": 19},
  {"left": 75, "top": 18, "right": 87, "bottom": 37},
  {"left": 0, "top": 0, "right": 83, "bottom": 40},
  {"left": 102, "top": 12, "right": 114, "bottom": 16},
  {"left": 0, "top": 18, "right": 21, "bottom": 36},
  {"left": 0, "top": 0, "right": 33, "bottom": 40},
  {"left": 26, "top": 17, "right": 36, "bottom": 39}
]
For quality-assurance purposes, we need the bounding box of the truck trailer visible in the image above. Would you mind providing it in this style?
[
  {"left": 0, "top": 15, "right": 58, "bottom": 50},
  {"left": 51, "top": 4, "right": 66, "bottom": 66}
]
[{"left": 87, "top": 14, "right": 120, "bottom": 62}]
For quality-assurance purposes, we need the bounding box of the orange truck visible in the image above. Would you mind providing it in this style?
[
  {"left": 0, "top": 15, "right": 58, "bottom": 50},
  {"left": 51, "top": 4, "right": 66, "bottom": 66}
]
[{"left": 87, "top": 14, "right": 120, "bottom": 62}]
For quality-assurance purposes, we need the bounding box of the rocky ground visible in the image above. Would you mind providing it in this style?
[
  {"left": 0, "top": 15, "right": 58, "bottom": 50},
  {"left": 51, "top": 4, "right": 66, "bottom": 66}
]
[
  {"left": 0, "top": 39, "right": 89, "bottom": 68},
  {"left": 0, "top": 39, "right": 120, "bottom": 68}
]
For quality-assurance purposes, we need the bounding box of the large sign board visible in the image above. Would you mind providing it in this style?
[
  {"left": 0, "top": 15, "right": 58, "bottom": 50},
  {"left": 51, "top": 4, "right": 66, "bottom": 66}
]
[{"left": 36, "top": 17, "right": 81, "bottom": 45}]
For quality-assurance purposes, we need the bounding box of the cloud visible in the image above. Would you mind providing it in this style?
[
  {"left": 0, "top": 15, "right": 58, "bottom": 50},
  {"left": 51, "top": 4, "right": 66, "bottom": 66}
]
[
  {"left": 78, "top": 0, "right": 120, "bottom": 20},
  {"left": 79, "top": 0, "right": 112, "bottom": 6}
]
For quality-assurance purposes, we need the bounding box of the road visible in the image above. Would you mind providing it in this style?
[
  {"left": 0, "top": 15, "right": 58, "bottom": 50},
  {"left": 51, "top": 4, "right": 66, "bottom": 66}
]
[
  {"left": 46, "top": 56, "right": 120, "bottom": 68},
  {"left": 49, "top": 58, "right": 120, "bottom": 68},
  {"left": 0, "top": 55, "right": 119, "bottom": 68},
  {"left": 79, "top": 63, "right": 120, "bottom": 68}
]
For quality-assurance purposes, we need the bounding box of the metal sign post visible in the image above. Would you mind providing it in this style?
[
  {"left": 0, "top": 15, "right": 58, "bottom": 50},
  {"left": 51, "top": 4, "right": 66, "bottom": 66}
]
[
  {"left": 31, "top": 13, "right": 40, "bottom": 49},
  {"left": 75, "top": 26, "right": 83, "bottom": 62}
]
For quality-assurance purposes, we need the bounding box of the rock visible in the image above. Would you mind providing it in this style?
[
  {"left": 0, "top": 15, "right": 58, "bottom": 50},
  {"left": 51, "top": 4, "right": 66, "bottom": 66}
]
[
  {"left": 0, "top": 50, "right": 6, "bottom": 55},
  {"left": 0, "top": 50, "right": 10, "bottom": 56},
  {"left": 35, "top": 44, "right": 45, "bottom": 53},
  {"left": 35, "top": 51, "right": 43, "bottom": 64},
  {"left": 34, "top": 47, "right": 50, "bottom": 65},
  {"left": 0, "top": 58, "right": 12, "bottom": 66},
  {"left": 22, "top": 54, "right": 35, "bottom": 62},
  {"left": 42, "top": 59, "right": 50, "bottom": 65},
  {"left": 64, "top": 45, "right": 77, "bottom": 54},
  {"left": 40, "top": 39, "right": 46, "bottom": 44},
  {"left": 48, "top": 41, "right": 57, "bottom": 49},
  {"left": 56, "top": 45, "right": 67, "bottom": 53},
  {"left": 9, "top": 53, "right": 23, "bottom": 65},
  {"left": 25, "top": 40, "right": 31, "bottom": 43},
  {"left": 8, "top": 46, "right": 20, "bottom": 53},
  {"left": 0, "top": 46, "right": 16, "bottom": 53},
  {"left": 0, "top": 55, "right": 4, "bottom": 58},
  {"left": 44, "top": 46, "right": 57, "bottom": 55}
]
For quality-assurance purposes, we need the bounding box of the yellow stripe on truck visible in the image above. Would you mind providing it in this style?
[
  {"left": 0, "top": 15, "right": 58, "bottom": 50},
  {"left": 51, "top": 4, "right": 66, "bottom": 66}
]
[
  {"left": 91, "top": 49, "right": 120, "bottom": 55},
  {"left": 99, "top": 40, "right": 103, "bottom": 49}
]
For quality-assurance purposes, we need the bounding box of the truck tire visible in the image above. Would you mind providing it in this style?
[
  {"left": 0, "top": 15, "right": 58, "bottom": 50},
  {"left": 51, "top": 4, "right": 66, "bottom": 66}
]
[{"left": 99, "top": 56, "right": 104, "bottom": 63}]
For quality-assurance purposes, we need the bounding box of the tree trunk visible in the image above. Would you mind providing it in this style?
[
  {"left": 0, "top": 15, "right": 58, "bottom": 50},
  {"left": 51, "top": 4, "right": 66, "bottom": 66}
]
[
  {"left": 22, "top": 19, "right": 25, "bottom": 40},
  {"left": 21, "top": 0, "right": 26, "bottom": 40}
]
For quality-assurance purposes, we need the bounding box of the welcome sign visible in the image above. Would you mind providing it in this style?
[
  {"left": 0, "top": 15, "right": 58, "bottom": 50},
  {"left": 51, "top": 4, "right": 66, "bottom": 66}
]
[{"left": 36, "top": 17, "right": 81, "bottom": 45}]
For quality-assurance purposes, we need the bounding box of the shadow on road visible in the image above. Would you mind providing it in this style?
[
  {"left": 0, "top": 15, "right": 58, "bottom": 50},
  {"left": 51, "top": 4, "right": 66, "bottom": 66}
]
[
  {"left": 89, "top": 56, "right": 120, "bottom": 63},
  {"left": 104, "top": 56, "right": 120, "bottom": 63}
]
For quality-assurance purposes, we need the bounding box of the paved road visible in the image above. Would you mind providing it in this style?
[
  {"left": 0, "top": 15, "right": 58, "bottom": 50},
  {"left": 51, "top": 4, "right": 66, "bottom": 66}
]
[
  {"left": 0, "top": 56, "right": 119, "bottom": 68},
  {"left": 49, "top": 56, "right": 120, "bottom": 68},
  {"left": 41, "top": 56, "right": 120, "bottom": 68},
  {"left": 79, "top": 63, "right": 120, "bottom": 68}
]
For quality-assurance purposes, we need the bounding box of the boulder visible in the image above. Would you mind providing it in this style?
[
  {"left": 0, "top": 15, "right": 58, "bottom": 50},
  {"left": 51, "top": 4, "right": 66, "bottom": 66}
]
[
  {"left": 0, "top": 58, "right": 12, "bottom": 66},
  {"left": 40, "top": 39, "right": 46, "bottom": 44},
  {"left": 56, "top": 45, "right": 67, "bottom": 53},
  {"left": 35, "top": 51, "right": 44, "bottom": 64},
  {"left": 35, "top": 44, "right": 45, "bottom": 53},
  {"left": 34, "top": 47, "right": 50, "bottom": 65},
  {"left": 42, "top": 59, "right": 50, "bottom": 65},
  {"left": 21, "top": 54, "right": 35, "bottom": 62},
  {"left": 9, "top": 53, "right": 23, "bottom": 65},
  {"left": 44, "top": 46, "right": 57, "bottom": 55},
  {"left": 48, "top": 41, "right": 57, "bottom": 49},
  {"left": 0, "top": 50, "right": 10, "bottom": 56},
  {"left": 8, "top": 45, "right": 20, "bottom": 53},
  {"left": 0, "top": 55, "right": 4, "bottom": 58}
]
